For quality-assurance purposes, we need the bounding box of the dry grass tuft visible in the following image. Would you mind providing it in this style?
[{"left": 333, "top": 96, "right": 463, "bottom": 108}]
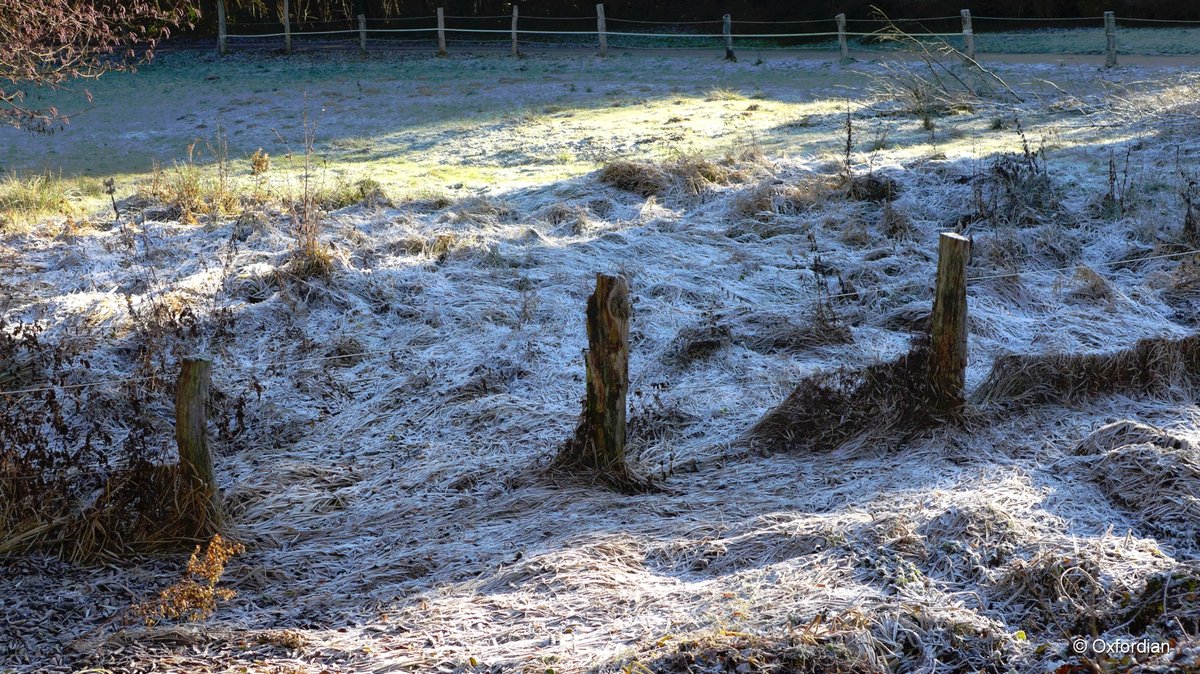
[
  {"left": 731, "top": 177, "right": 833, "bottom": 221},
  {"left": 845, "top": 172, "right": 902, "bottom": 203},
  {"left": 249, "top": 148, "right": 271, "bottom": 176},
  {"left": 704, "top": 86, "right": 747, "bottom": 101},
  {"left": 663, "top": 321, "right": 733, "bottom": 367},
  {"left": 601, "top": 155, "right": 747, "bottom": 198},
  {"left": 734, "top": 307, "right": 853, "bottom": 354},
  {"left": 0, "top": 171, "right": 105, "bottom": 231},
  {"left": 146, "top": 141, "right": 240, "bottom": 226}
]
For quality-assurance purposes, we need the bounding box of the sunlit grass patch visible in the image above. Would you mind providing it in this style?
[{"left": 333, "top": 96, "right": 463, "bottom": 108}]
[{"left": 0, "top": 172, "right": 106, "bottom": 231}]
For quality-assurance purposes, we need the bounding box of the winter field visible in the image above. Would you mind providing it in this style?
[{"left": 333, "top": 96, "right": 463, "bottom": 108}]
[{"left": 6, "top": 49, "right": 1200, "bottom": 673}]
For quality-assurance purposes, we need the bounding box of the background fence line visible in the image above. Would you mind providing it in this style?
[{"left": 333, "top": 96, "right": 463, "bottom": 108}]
[{"left": 214, "top": 3, "right": 1200, "bottom": 63}]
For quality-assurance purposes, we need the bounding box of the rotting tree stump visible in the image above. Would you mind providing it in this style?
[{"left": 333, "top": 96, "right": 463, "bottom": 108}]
[{"left": 554, "top": 273, "right": 654, "bottom": 493}]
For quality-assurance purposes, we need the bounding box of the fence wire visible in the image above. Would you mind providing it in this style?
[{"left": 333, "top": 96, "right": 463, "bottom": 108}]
[{"left": 4, "top": 247, "right": 1199, "bottom": 398}]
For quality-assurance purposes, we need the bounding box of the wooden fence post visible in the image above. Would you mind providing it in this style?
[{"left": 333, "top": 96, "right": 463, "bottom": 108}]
[
  {"left": 961, "top": 9, "right": 974, "bottom": 60},
  {"left": 176, "top": 356, "right": 220, "bottom": 527},
  {"left": 929, "top": 233, "right": 970, "bottom": 412},
  {"left": 282, "top": 0, "right": 291, "bottom": 53},
  {"left": 217, "top": 0, "right": 228, "bottom": 55},
  {"left": 1105, "top": 11, "right": 1117, "bottom": 68},
  {"left": 555, "top": 274, "right": 650, "bottom": 492},
  {"left": 437, "top": 6, "right": 447, "bottom": 56},
  {"left": 836, "top": 13, "right": 848, "bottom": 62},
  {"left": 511, "top": 4, "right": 519, "bottom": 57},
  {"left": 723, "top": 14, "right": 736, "bottom": 61},
  {"left": 596, "top": 4, "right": 607, "bottom": 57},
  {"left": 358, "top": 14, "right": 367, "bottom": 54}
]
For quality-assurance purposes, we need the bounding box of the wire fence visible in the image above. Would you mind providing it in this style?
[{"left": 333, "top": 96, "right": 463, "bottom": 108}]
[
  {"left": 215, "top": 8, "right": 1200, "bottom": 58},
  {"left": 3, "top": 246, "right": 1198, "bottom": 400}
]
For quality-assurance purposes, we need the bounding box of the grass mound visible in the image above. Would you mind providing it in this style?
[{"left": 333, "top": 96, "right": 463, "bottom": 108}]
[
  {"left": 993, "top": 546, "right": 1115, "bottom": 637},
  {"left": 1123, "top": 566, "right": 1200, "bottom": 635},
  {"left": 973, "top": 335, "right": 1200, "bottom": 407},
  {"left": 1076, "top": 420, "right": 1200, "bottom": 544},
  {"left": 917, "top": 502, "right": 1024, "bottom": 583},
  {"left": 747, "top": 337, "right": 939, "bottom": 454}
]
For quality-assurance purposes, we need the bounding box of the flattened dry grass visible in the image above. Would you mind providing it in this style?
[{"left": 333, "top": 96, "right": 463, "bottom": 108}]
[
  {"left": 748, "top": 336, "right": 939, "bottom": 454},
  {"left": 611, "top": 628, "right": 882, "bottom": 674},
  {"left": 973, "top": 334, "right": 1200, "bottom": 407}
]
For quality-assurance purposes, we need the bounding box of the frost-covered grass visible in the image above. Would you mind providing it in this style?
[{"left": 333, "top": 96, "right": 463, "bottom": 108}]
[{"left": 7, "top": 53, "right": 1200, "bottom": 672}]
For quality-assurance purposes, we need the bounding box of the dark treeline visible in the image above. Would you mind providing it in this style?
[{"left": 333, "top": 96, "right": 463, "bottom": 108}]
[{"left": 210, "top": 0, "right": 1200, "bottom": 28}]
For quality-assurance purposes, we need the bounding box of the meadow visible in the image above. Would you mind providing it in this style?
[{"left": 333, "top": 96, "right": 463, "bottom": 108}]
[{"left": 5, "top": 46, "right": 1200, "bottom": 672}]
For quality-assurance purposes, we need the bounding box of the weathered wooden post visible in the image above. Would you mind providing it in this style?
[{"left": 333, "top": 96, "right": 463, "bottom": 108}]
[
  {"left": 216, "top": 0, "right": 228, "bottom": 55},
  {"left": 176, "top": 356, "right": 220, "bottom": 528},
  {"left": 437, "top": 6, "right": 447, "bottom": 56},
  {"left": 961, "top": 9, "right": 974, "bottom": 60},
  {"left": 836, "top": 13, "right": 848, "bottom": 62},
  {"left": 556, "top": 274, "right": 650, "bottom": 492},
  {"left": 1105, "top": 11, "right": 1117, "bottom": 68},
  {"left": 282, "top": 0, "right": 291, "bottom": 53},
  {"left": 511, "top": 4, "right": 519, "bottom": 57},
  {"left": 358, "top": 14, "right": 367, "bottom": 54},
  {"left": 929, "top": 233, "right": 970, "bottom": 412},
  {"left": 596, "top": 4, "right": 607, "bottom": 57},
  {"left": 723, "top": 14, "right": 736, "bottom": 61}
]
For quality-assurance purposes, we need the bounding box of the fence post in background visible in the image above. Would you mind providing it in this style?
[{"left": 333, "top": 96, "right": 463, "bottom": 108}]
[
  {"left": 596, "top": 4, "right": 607, "bottom": 57},
  {"left": 928, "top": 232, "right": 970, "bottom": 412},
  {"left": 1105, "top": 11, "right": 1117, "bottom": 67},
  {"left": 436, "top": 7, "right": 447, "bottom": 56},
  {"left": 358, "top": 14, "right": 367, "bottom": 54},
  {"left": 176, "top": 356, "right": 221, "bottom": 528},
  {"left": 961, "top": 9, "right": 974, "bottom": 60},
  {"left": 723, "top": 14, "right": 736, "bottom": 61},
  {"left": 282, "top": 0, "right": 291, "bottom": 53},
  {"left": 216, "top": 0, "right": 228, "bottom": 55},
  {"left": 511, "top": 4, "right": 519, "bottom": 57},
  {"left": 836, "top": 13, "right": 848, "bottom": 62}
]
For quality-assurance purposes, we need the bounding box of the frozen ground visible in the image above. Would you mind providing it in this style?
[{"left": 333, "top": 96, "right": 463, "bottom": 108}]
[{"left": 5, "top": 52, "right": 1200, "bottom": 672}]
